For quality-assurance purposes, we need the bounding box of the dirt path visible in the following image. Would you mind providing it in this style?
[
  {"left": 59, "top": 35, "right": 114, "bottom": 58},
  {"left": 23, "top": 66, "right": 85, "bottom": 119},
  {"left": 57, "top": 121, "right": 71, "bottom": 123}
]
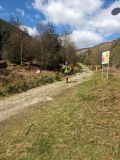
[{"left": 0, "top": 68, "right": 93, "bottom": 122}]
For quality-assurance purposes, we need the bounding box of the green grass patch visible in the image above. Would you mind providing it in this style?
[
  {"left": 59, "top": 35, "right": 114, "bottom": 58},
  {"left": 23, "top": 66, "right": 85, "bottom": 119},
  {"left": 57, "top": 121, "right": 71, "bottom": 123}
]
[{"left": 0, "top": 73, "right": 120, "bottom": 160}]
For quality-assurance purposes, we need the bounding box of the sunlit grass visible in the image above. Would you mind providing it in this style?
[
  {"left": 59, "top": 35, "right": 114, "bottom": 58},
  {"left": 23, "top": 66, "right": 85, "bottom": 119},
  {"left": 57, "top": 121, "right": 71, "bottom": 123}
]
[{"left": 0, "top": 73, "right": 120, "bottom": 160}]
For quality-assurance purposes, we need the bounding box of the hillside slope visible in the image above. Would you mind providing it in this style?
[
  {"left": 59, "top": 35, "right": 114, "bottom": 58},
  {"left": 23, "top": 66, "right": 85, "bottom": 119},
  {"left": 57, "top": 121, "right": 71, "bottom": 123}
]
[
  {"left": 77, "top": 38, "right": 120, "bottom": 67},
  {"left": 0, "top": 18, "right": 28, "bottom": 35}
]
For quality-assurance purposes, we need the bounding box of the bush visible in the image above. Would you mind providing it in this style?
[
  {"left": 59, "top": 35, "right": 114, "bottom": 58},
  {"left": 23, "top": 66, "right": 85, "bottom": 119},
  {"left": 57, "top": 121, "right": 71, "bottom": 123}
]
[
  {"left": 0, "top": 72, "right": 61, "bottom": 97},
  {"left": 6, "top": 82, "right": 23, "bottom": 93},
  {"left": 41, "top": 76, "right": 55, "bottom": 84},
  {"left": 5, "top": 75, "right": 56, "bottom": 95},
  {"left": 55, "top": 72, "right": 62, "bottom": 81},
  {"left": 0, "top": 87, "right": 6, "bottom": 96},
  {"left": 71, "top": 64, "right": 82, "bottom": 74},
  {"left": 6, "top": 80, "right": 36, "bottom": 93}
]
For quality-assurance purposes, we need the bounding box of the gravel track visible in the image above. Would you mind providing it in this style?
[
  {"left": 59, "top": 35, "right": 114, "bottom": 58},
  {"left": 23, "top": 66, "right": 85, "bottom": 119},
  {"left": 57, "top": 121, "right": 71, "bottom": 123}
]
[{"left": 0, "top": 68, "right": 93, "bottom": 122}]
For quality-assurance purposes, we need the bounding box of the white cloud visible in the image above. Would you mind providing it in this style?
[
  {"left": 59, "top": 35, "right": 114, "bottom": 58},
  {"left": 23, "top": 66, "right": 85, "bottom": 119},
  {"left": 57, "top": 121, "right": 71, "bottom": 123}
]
[
  {"left": 32, "top": 0, "right": 120, "bottom": 48},
  {"left": 71, "top": 30, "right": 103, "bottom": 48},
  {"left": 20, "top": 25, "right": 38, "bottom": 36},
  {"left": 89, "top": 1, "right": 120, "bottom": 35},
  {"left": 0, "top": 5, "right": 3, "bottom": 11},
  {"left": 32, "top": 0, "right": 103, "bottom": 26},
  {"left": 16, "top": 8, "right": 25, "bottom": 17}
]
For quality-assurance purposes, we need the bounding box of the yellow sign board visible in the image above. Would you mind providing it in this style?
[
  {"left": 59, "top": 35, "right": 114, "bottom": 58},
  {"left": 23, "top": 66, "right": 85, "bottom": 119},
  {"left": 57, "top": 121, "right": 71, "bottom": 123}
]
[{"left": 102, "top": 51, "right": 110, "bottom": 65}]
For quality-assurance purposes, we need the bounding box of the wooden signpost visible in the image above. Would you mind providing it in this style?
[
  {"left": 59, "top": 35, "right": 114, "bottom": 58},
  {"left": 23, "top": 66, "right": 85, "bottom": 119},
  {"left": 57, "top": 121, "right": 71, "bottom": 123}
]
[{"left": 102, "top": 51, "right": 110, "bottom": 78}]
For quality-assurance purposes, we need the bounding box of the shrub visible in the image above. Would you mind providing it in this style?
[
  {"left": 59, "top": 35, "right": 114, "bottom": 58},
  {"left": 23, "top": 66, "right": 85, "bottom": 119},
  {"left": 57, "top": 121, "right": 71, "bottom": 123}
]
[
  {"left": 41, "top": 76, "right": 55, "bottom": 84},
  {"left": 5, "top": 75, "right": 56, "bottom": 94},
  {"left": 0, "top": 87, "right": 6, "bottom": 96},
  {"left": 71, "top": 64, "right": 82, "bottom": 74},
  {"left": 55, "top": 72, "right": 62, "bottom": 81},
  {"left": 7, "top": 82, "right": 21, "bottom": 93},
  {"left": 0, "top": 72, "right": 60, "bottom": 97}
]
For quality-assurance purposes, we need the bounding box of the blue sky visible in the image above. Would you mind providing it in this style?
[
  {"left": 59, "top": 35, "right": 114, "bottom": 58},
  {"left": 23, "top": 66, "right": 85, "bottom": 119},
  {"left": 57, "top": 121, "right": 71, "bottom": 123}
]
[
  {"left": 0, "top": 0, "right": 43, "bottom": 27},
  {"left": 0, "top": 0, "right": 120, "bottom": 48}
]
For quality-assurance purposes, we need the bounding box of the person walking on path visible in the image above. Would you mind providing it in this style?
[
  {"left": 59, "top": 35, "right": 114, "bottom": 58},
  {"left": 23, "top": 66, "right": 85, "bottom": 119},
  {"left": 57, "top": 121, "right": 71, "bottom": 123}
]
[{"left": 62, "top": 62, "right": 71, "bottom": 83}]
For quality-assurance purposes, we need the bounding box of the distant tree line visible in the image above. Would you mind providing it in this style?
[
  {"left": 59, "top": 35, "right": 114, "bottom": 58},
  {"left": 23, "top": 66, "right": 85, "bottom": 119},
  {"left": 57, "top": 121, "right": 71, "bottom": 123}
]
[{"left": 0, "top": 16, "right": 77, "bottom": 70}]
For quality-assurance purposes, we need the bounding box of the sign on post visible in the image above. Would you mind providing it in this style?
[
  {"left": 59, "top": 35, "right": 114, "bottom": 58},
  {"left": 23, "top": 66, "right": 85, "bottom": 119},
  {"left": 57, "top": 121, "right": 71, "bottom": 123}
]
[
  {"left": 102, "top": 51, "right": 110, "bottom": 65},
  {"left": 102, "top": 51, "right": 110, "bottom": 78}
]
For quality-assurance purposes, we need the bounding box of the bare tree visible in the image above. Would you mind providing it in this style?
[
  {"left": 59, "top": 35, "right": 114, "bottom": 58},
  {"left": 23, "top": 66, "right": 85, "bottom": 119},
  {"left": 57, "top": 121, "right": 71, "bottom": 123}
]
[
  {"left": 36, "top": 23, "right": 46, "bottom": 70},
  {"left": 61, "top": 31, "right": 77, "bottom": 64}
]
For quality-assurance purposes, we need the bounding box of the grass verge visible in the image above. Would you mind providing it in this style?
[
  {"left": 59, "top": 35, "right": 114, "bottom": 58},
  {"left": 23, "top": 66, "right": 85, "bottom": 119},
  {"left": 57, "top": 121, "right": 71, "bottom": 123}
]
[{"left": 0, "top": 73, "right": 120, "bottom": 160}]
